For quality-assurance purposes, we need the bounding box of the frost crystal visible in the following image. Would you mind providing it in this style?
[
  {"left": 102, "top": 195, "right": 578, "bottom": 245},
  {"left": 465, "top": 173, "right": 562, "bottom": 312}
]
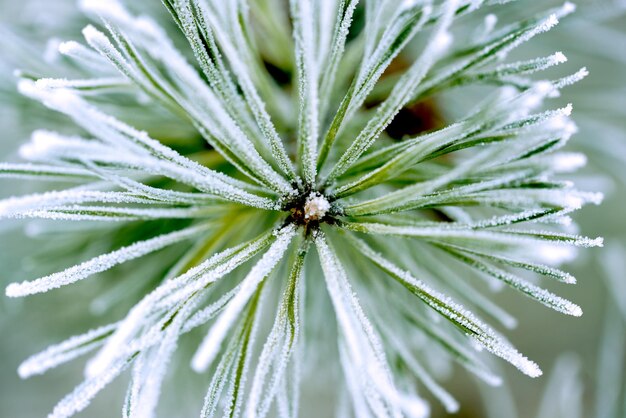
[{"left": 303, "top": 192, "right": 330, "bottom": 221}]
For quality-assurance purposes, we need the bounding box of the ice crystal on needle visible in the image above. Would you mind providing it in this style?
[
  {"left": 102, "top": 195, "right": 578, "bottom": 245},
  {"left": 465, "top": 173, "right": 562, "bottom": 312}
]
[{"left": 0, "top": 0, "right": 603, "bottom": 417}]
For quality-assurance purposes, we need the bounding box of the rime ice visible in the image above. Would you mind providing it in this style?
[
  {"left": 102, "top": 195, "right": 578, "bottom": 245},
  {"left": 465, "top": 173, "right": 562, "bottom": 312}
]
[
  {"left": 1, "top": 0, "right": 604, "bottom": 417},
  {"left": 303, "top": 192, "right": 331, "bottom": 221}
]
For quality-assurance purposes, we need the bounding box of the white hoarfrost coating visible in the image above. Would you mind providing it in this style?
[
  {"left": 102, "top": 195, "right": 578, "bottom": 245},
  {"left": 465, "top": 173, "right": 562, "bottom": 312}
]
[
  {"left": 304, "top": 192, "right": 331, "bottom": 220},
  {"left": 3, "top": 0, "right": 604, "bottom": 416}
]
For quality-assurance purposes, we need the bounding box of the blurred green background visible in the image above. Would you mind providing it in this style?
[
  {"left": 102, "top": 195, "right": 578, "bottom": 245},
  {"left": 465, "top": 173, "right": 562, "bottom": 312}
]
[{"left": 0, "top": 1, "right": 624, "bottom": 417}]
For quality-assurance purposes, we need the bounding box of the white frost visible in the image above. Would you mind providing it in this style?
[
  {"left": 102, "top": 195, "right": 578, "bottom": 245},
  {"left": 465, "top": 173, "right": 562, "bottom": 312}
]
[
  {"left": 191, "top": 225, "right": 296, "bottom": 373},
  {"left": 551, "top": 153, "right": 587, "bottom": 172},
  {"left": 303, "top": 193, "right": 331, "bottom": 220},
  {"left": 6, "top": 224, "right": 210, "bottom": 297}
]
